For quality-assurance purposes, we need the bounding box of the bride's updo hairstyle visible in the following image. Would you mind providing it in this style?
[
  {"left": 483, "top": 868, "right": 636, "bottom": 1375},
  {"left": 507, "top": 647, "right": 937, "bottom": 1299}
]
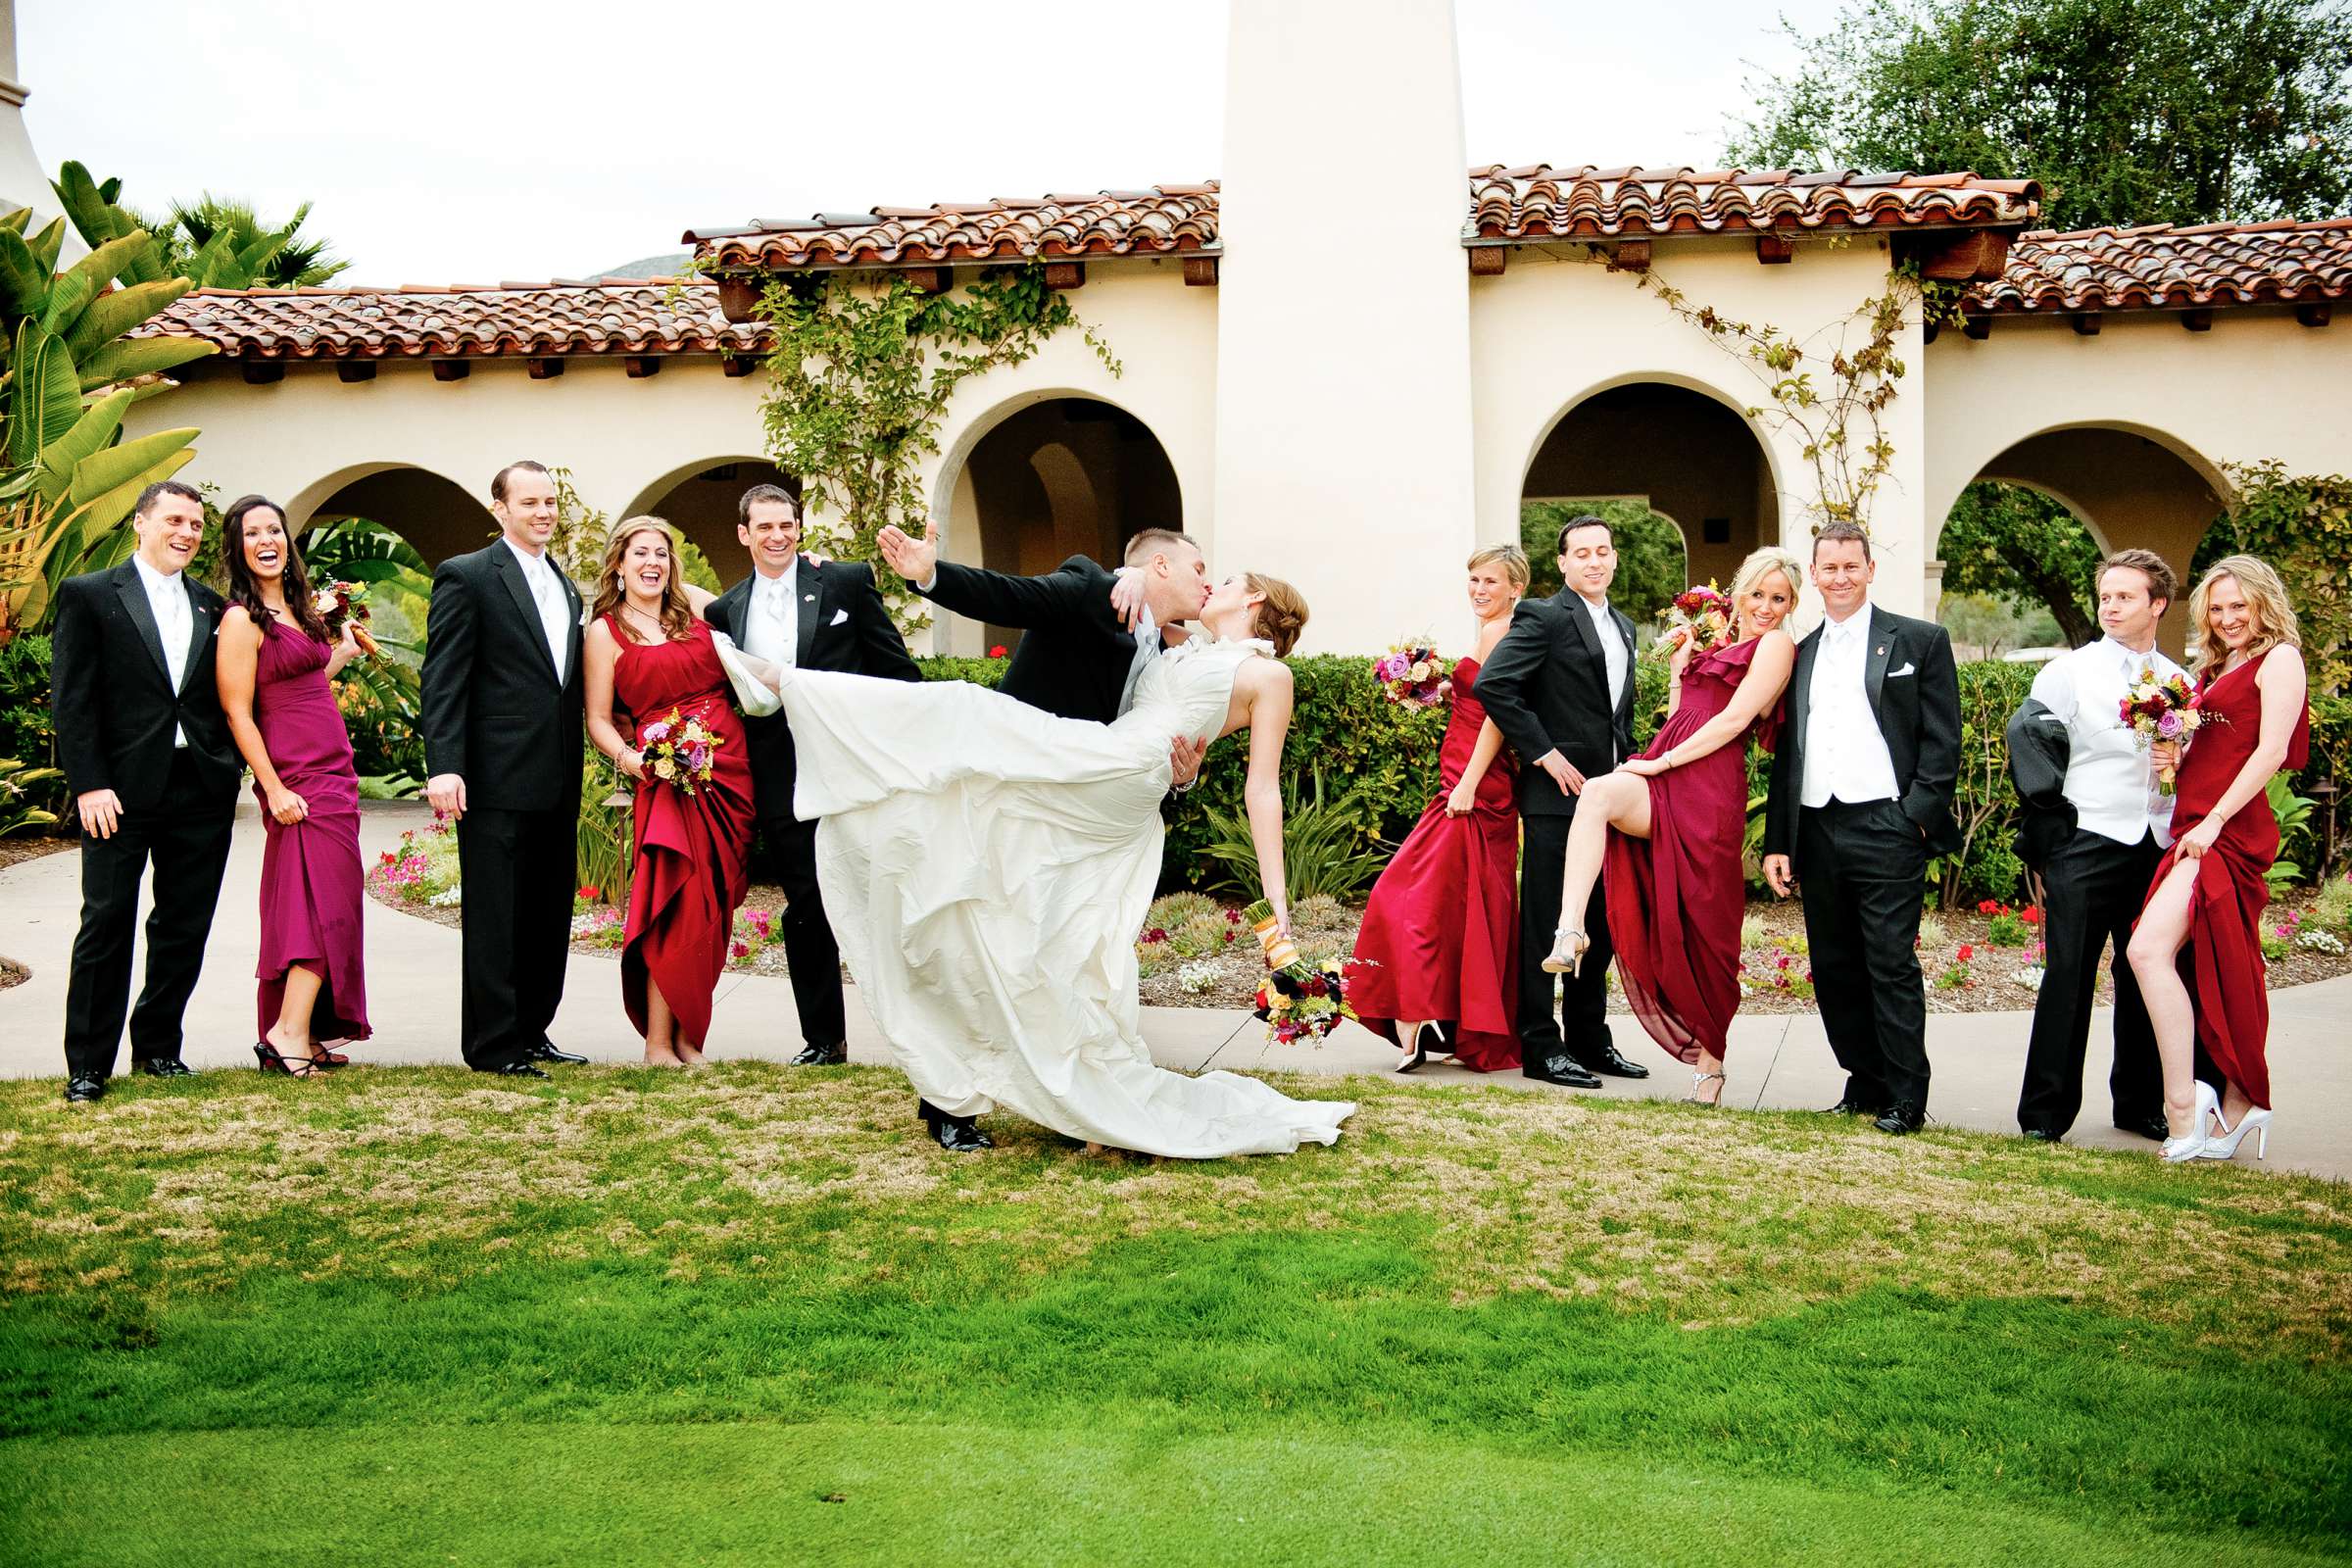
[{"left": 1244, "top": 573, "right": 1309, "bottom": 657}]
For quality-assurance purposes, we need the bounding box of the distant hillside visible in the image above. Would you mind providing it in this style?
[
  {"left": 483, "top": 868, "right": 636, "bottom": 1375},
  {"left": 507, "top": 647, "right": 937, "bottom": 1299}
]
[{"left": 591, "top": 251, "right": 693, "bottom": 281}]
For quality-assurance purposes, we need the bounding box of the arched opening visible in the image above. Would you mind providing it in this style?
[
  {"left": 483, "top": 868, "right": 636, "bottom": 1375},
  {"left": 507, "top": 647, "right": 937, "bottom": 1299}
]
[
  {"left": 1936, "top": 426, "right": 2228, "bottom": 659},
  {"left": 940, "top": 396, "right": 1182, "bottom": 653},
  {"left": 1521, "top": 381, "right": 1778, "bottom": 622},
  {"left": 621, "top": 457, "right": 798, "bottom": 580},
  {"left": 297, "top": 464, "right": 499, "bottom": 568}
]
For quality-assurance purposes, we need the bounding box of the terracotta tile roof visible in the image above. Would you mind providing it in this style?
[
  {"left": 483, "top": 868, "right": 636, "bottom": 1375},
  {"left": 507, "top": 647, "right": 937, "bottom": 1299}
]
[
  {"left": 1963, "top": 218, "right": 2352, "bottom": 314},
  {"left": 1466, "top": 165, "right": 2041, "bottom": 240},
  {"left": 138, "top": 279, "right": 765, "bottom": 361},
  {"left": 684, "top": 184, "right": 1221, "bottom": 270}
]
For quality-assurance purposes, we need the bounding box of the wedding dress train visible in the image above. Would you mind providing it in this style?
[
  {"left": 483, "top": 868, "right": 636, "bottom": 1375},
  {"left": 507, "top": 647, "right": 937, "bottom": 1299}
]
[{"left": 779, "top": 637, "right": 1355, "bottom": 1158}]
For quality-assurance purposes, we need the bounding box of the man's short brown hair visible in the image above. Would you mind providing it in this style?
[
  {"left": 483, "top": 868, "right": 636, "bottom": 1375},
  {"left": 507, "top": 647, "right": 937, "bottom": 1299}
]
[
  {"left": 1811, "top": 519, "right": 1872, "bottom": 562},
  {"left": 738, "top": 482, "right": 801, "bottom": 524},
  {"left": 1122, "top": 527, "right": 1197, "bottom": 565},
  {"left": 2098, "top": 548, "right": 2178, "bottom": 609}
]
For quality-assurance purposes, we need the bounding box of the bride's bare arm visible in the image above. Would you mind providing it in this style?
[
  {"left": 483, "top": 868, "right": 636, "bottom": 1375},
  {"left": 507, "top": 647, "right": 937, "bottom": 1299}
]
[{"left": 1238, "top": 660, "right": 1297, "bottom": 933}]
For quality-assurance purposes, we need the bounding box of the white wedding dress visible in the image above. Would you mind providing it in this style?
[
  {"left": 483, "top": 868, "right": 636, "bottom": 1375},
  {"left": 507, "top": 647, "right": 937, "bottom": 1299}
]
[{"left": 779, "top": 636, "right": 1355, "bottom": 1158}]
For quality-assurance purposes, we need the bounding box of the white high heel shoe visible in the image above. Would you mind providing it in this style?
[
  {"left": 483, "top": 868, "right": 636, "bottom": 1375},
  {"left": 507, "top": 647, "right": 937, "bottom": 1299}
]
[
  {"left": 2161, "top": 1081, "right": 2220, "bottom": 1162},
  {"left": 2198, "top": 1105, "right": 2273, "bottom": 1161}
]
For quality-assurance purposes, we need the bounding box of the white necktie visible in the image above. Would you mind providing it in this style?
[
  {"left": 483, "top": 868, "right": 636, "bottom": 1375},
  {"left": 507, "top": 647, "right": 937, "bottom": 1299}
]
[{"left": 534, "top": 561, "right": 567, "bottom": 681}]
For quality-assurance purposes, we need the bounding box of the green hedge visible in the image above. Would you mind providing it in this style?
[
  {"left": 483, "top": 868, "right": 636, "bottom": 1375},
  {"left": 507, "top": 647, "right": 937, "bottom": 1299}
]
[{"left": 915, "top": 652, "right": 2351, "bottom": 906}]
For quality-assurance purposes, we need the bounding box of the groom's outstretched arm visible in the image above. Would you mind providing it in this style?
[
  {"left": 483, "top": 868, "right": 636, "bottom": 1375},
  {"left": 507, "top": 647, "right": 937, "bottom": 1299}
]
[{"left": 920, "top": 558, "right": 1094, "bottom": 631}]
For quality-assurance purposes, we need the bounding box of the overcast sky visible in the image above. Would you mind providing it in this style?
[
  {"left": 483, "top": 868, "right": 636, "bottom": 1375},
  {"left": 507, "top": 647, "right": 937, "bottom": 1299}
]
[{"left": 24, "top": 0, "right": 1845, "bottom": 285}]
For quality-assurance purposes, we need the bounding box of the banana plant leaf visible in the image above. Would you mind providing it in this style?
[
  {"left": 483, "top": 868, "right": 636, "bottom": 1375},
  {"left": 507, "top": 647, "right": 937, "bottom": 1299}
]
[
  {"left": 6, "top": 320, "right": 85, "bottom": 468},
  {"left": 77, "top": 336, "right": 216, "bottom": 390},
  {"left": 65, "top": 277, "right": 193, "bottom": 361}
]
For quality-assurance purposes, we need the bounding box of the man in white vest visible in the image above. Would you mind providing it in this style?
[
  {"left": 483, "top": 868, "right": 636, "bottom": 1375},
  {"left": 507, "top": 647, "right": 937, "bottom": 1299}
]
[{"left": 2008, "top": 549, "right": 2185, "bottom": 1143}]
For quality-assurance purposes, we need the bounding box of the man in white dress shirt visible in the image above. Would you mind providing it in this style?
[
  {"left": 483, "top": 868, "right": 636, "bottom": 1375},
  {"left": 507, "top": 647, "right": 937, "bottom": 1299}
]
[
  {"left": 49, "top": 481, "right": 242, "bottom": 1101},
  {"left": 2008, "top": 550, "right": 2185, "bottom": 1143}
]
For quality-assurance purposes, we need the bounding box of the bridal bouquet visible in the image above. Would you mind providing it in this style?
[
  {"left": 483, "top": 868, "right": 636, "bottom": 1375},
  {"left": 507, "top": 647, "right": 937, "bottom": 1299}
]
[
  {"left": 639, "top": 708, "right": 725, "bottom": 796},
  {"left": 1243, "top": 899, "right": 1367, "bottom": 1044},
  {"left": 1649, "top": 581, "right": 1732, "bottom": 659},
  {"left": 312, "top": 580, "right": 379, "bottom": 656},
  {"left": 1373, "top": 641, "right": 1449, "bottom": 708},
  {"left": 2119, "top": 666, "right": 2210, "bottom": 795}
]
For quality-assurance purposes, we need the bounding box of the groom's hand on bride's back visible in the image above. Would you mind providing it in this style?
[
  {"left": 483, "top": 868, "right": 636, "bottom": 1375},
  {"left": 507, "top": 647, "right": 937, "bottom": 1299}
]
[
  {"left": 426, "top": 772, "right": 467, "bottom": 819},
  {"left": 876, "top": 525, "right": 936, "bottom": 584}
]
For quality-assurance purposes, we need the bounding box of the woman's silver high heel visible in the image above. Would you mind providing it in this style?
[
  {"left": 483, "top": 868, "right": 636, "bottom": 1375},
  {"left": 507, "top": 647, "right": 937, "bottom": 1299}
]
[
  {"left": 1688, "top": 1070, "right": 1726, "bottom": 1107},
  {"left": 1541, "top": 927, "right": 1590, "bottom": 977},
  {"left": 2198, "top": 1105, "right": 2273, "bottom": 1161},
  {"left": 2161, "top": 1081, "right": 2220, "bottom": 1162}
]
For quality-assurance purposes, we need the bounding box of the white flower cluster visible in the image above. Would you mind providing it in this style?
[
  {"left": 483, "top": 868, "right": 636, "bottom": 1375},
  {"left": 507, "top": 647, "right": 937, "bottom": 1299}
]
[
  {"left": 2298, "top": 928, "right": 2347, "bottom": 956},
  {"left": 1176, "top": 959, "right": 1222, "bottom": 995},
  {"left": 427, "top": 886, "right": 464, "bottom": 908},
  {"left": 2011, "top": 965, "right": 2046, "bottom": 990}
]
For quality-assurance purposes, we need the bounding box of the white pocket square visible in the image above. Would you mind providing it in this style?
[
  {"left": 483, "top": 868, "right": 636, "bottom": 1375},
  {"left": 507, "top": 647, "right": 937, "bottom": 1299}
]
[
  {"left": 1889, "top": 662, "right": 1916, "bottom": 678},
  {"left": 829, "top": 608, "right": 850, "bottom": 626}
]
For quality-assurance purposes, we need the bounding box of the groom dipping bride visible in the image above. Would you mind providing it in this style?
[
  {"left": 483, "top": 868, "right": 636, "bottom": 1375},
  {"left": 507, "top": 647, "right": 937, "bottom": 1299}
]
[{"left": 764, "top": 521, "right": 1354, "bottom": 1158}]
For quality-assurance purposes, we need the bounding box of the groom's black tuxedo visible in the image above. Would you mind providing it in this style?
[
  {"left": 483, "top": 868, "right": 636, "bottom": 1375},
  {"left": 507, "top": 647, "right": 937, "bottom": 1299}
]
[
  {"left": 706, "top": 557, "right": 919, "bottom": 1054},
  {"left": 1472, "top": 590, "right": 1639, "bottom": 1075},
  {"left": 1761, "top": 604, "right": 1960, "bottom": 1118},
  {"left": 50, "top": 564, "right": 240, "bottom": 1080},
  {"left": 420, "top": 541, "right": 585, "bottom": 1071},
  {"left": 919, "top": 556, "right": 1136, "bottom": 723}
]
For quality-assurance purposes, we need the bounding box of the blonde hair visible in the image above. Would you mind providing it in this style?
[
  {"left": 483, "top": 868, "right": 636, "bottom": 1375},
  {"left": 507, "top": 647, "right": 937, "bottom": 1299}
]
[
  {"left": 591, "top": 515, "right": 696, "bottom": 644},
  {"left": 2187, "top": 554, "right": 2301, "bottom": 673},
  {"left": 1728, "top": 545, "right": 1804, "bottom": 634},
  {"left": 1245, "top": 572, "right": 1309, "bottom": 657},
  {"left": 1466, "top": 543, "right": 1531, "bottom": 595}
]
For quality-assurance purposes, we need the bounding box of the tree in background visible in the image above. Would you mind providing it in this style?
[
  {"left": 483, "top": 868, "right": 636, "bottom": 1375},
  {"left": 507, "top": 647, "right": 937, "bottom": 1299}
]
[
  {"left": 1729, "top": 0, "right": 2352, "bottom": 234},
  {"left": 1519, "top": 500, "right": 1688, "bottom": 627},
  {"left": 1936, "top": 481, "right": 2102, "bottom": 647},
  {"left": 159, "top": 196, "right": 348, "bottom": 291}
]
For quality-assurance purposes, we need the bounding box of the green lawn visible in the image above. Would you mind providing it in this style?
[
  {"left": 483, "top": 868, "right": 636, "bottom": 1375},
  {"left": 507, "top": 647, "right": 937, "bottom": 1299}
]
[{"left": 1, "top": 1065, "right": 2346, "bottom": 1565}]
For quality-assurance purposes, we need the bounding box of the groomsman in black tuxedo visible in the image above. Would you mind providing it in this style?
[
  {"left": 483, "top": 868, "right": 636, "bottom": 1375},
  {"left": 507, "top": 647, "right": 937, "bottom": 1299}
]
[
  {"left": 871, "top": 519, "right": 1210, "bottom": 1151},
  {"left": 704, "top": 484, "right": 921, "bottom": 1071},
  {"left": 50, "top": 481, "right": 243, "bottom": 1102},
  {"left": 1474, "top": 514, "right": 1647, "bottom": 1090},
  {"left": 419, "top": 461, "right": 587, "bottom": 1078},
  {"left": 1762, "top": 520, "right": 1961, "bottom": 1135}
]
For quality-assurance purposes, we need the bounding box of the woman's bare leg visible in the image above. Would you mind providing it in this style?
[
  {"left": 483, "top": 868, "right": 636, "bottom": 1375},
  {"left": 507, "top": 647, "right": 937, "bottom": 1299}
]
[
  {"left": 267, "top": 963, "right": 326, "bottom": 1065},
  {"left": 644, "top": 981, "right": 682, "bottom": 1066},
  {"left": 1557, "top": 773, "right": 1654, "bottom": 943},
  {"left": 2125, "top": 857, "right": 2203, "bottom": 1137}
]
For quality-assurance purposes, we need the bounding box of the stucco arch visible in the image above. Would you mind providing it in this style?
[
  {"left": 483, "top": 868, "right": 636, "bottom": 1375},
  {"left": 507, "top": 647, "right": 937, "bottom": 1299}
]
[
  {"left": 929, "top": 386, "right": 1193, "bottom": 541},
  {"left": 618, "top": 455, "right": 797, "bottom": 569},
  {"left": 1928, "top": 417, "right": 2235, "bottom": 545},
  {"left": 283, "top": 461, "right": 497, "bottom": 566}
]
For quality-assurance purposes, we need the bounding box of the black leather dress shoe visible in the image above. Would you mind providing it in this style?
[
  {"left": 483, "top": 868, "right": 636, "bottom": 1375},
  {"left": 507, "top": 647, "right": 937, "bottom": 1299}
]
[
  {"left": 2022, "top": 1127, "right": 2064, "bottom": 1144},
  {"left": 2113, "top": 1114, "right": 2169, "bottom": 1142},
  {"left": 917, "top": 1100, "right": 993, "bottom": 1152},
  {"left": 63, "top": 1073, "right": 105, "bottom": 1103},
  {"left": 1573, "top": 1041, "right": 1650, "bottom": 1080},
  {"left": 1524, "top": 1054, "right": 1603, "bottom": 1090},
  {"left": 1824, "top": 1095, "right": 1883, "bottom": 1116},
  {"left": 527, "top": 1040, "right": 588, "bottom": 1065},
  {"left": 489, "top": 1061, "right": 551, "bottom": 1080},
  {"left": 1874, "top": 1102, "right": 1927, "bottom": 1136},
  {"left": 132, "top": 1057, "right": 195, "bottom": 1079},
  {"left": 788, "top": 1041, "right": 849, "bottom": 1066}
]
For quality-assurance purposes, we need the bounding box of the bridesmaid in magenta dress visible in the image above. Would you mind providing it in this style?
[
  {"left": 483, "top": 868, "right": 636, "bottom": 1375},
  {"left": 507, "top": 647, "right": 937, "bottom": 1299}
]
[
  {"left": 1350, "top": 546, "right": 1528, "bottom": 1072},
  {"left": 1541, "top": 546, "right": 1802, "bottom": 1103},
  {"left": 2128, "top": 555, "right": 2311, "bottom": 1163},
  {"left": 215, "top": 496, "right": 370, "bottom": 1075},
  {"left": 584, "top": 518, "right": 759, "bottom": 1064}
]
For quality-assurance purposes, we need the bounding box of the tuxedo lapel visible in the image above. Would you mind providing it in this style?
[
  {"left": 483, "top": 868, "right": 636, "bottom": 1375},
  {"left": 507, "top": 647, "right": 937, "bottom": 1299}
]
[
  {"left": 794, "top": 556, "right": 823, "bottom": 669},
  {"left": 112, "top": 564, "right": 172, "bottom": 690},
  {"left": 176, "top": 584, "right": 211, "bottom": 695},
  {"left": 1865, "top": 606, "right": 1895, "bottom": 715},
  {"left": 1789, "top": 626, "right": 1822, "bottom": 752},
  {"left": 1555, "top": 590, "right": 1609, "bottom": 705},
  {"left": 710, "top": 579, "right": 749, "bottom": 645},
  {"left": 489, "top": 546, "right": 560, "bottom": 684}
]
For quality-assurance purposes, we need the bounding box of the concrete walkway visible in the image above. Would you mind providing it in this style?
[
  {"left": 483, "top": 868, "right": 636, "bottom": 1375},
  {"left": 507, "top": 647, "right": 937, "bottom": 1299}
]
[{"left": 4, "top": 803, "right": 2345, "bottom": 1180}]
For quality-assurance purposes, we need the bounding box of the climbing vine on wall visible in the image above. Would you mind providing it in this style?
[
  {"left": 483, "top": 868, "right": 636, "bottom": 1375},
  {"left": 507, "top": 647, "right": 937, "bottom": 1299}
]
[
  {"left": 746, "top": 265, "right": 1118, "bottom": 633},
  {"left": 1600, "top": 243, "right": 1966, "bottom": 542}
]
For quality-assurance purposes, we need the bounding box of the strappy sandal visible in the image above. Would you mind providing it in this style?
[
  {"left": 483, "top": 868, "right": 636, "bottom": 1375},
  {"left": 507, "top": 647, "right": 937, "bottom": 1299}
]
[
  {"left": 254, "top": 1042, "right": 326, "bottom": 1079},
  {"left": 1541, "top": 927, "right": 1590, "bottom": 977},
  {"left": 1688, "top": 1070, "right": 1727, "bottom": 1106}
]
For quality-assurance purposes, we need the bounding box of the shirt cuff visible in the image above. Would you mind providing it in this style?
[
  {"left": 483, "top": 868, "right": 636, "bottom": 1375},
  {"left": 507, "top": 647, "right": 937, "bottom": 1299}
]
[{"left": 918, "top": 571, "right": 937, "bottom": 593}]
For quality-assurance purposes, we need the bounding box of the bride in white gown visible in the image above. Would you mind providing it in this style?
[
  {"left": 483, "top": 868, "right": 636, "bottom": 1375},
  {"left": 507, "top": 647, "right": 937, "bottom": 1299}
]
[{"left": 777, "top": 571, "right": 1356, "bottom": 1158}]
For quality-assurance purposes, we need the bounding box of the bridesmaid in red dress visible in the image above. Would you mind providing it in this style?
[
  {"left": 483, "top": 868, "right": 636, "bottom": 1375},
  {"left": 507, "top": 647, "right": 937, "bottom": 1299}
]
[
  {"left": 2128, "top": 555, "right": 2310, "bottom": 1163},
  {"left": 1541, "top": 546, "right": 1801, "bottom": 1103},
  {"left": 584, "top": 518, "right": 760, "bottom": 1065},
  {"left": 214, "top": 496, "right": 371, "bottom": 1076},
  {"left": 1351, "top": 545, "right": 1530, "bottom": 1072}
]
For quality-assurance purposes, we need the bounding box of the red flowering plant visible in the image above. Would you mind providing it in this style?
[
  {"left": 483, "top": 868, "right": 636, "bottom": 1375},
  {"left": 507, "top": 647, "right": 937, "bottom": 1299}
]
[
  {"left": 1649, "top": 581, "right": 1734, "bottom": 661},
  {"left": 1977, "top": 902, "right": 2034, "bottom": 948},
  {"left": 1936, "top": 943, "right": 1979, "bottom": 991}
]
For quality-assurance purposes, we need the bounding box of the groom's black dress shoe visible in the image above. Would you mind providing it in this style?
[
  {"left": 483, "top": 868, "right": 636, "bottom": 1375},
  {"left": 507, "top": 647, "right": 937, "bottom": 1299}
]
[
  {"left": 63, "top": 1073, "right": 105, "bottom": 1103},
  {"left": 789, "top": 1041, "right": 849, "bottom": 1066},
  {"left": 1824, "top": 1095, "right": 1883, "bottom": 1116},
  {"left": 1873, "top": 1102, "right": 1926, "bottom": 1136},
  {"left": 2022, "top": 1127, "right": 2064, "bottom": 1144},
  {"left": 918, "top": 1101, "right": 993, "bottom": 1152},
  {"left": 1573, "top": 1041, "right": 1649, "bottom": 1080},
  {"left": 527, "top": 1040, "right": 588, "bottom": 1065},
  {"left": 2113, "top": 1114, "right": 2170, "bottom": 1142},
  {"left": 489, "top": 1061, "right": 551, "bottom": 1080},
  {"left": 1524, "top": 1054, "right": 1603, "bottom": 1090},
  {"left": 132, "top": 1057, "right": 195, "bottom": 1079}
]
